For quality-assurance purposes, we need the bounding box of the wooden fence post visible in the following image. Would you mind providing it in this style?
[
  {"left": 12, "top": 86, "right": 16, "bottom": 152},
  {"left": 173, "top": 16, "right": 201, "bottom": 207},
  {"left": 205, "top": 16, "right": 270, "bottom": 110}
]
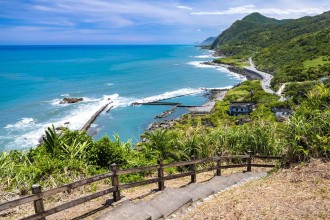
[
  {"left": 190, "top": 155, "right": 196, "bottom": 183},
  {"left": 110, "top": 163, "right": 120, "bottom": 202},
  {"left": 31, "top": 184, "right": 45, "bottom": 220},
  {"left": 247, "top": 151, "right": 252, "bottom": 172},
  {"left": 157, "top": 159, "right": 165, "bottom": 191},
  {"left": 216, "top": 152, "right": 222, "bottom": 176}
]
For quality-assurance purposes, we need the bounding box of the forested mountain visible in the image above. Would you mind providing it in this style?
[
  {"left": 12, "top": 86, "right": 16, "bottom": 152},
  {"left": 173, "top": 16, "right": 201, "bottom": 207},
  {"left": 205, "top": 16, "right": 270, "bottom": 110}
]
[
  {"left": 199, "top": 36, "right": 216, "bottom": 46},
  {"left": 211, "top": 11, "right": 330, "bottom": 87}
]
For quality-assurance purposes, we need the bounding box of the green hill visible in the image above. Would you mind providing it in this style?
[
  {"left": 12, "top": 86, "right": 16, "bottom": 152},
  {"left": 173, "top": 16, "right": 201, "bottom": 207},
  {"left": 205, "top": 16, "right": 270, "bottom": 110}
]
[
  {"left": 199, "top": 36, "right": 217, "bottom": 46},
  {"left": 211, "top": 11, "right": 330, "bottom": 88}
]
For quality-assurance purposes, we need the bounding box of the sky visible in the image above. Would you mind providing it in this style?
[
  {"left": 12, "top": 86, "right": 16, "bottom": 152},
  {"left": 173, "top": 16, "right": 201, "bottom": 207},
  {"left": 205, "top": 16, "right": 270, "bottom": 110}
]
[{"left": 0, "top": 0, "right": 329, "bottom": 45}]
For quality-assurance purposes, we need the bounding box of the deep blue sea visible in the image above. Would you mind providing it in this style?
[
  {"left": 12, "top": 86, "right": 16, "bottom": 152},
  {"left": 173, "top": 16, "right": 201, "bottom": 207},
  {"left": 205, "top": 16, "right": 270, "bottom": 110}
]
[{"left": 0, "top": 45, "right": 244, "bottom": 151}]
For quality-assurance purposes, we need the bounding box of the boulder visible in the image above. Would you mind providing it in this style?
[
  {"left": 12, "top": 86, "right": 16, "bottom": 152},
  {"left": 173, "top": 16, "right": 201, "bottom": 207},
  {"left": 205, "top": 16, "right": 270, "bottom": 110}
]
[{"left": 59, "top": 97, "right": 83, "bottom": 104}]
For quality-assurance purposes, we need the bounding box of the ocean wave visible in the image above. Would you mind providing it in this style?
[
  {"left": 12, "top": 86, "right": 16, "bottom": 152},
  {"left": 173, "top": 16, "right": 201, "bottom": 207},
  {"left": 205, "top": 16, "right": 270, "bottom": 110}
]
[
  {"left": 227, "top": 72, "right": 247, "bottom": 80},
  {"left": 187, "top": 61, "right": 218, "bottom": 68},
  {"left": 133, "top": 88, "right": 204, "bottom": 104},
  {"left": 106, "top": 83, "right": 114, "bottom": 86},
  {"left": 54, "top": 93, "right": 131, "bottom": 131},
  {"left": 48, "top": 96, "right": 101, "bottom": 106},
  {"left": 3, "top": 93, "right": 133, "bottom": 149},
  {"left": 193, "top": 55, "right": 213, "bottom": 58},
  {"left": 48, "top": 98, "right": 63, "bottom": 106},
  {"left": 5, "top": 118, "right": 35, "bottom": 130},
  {"left": 188, "top": 61, "right": 247, "bottom": 81},
  {"left": 204, "top": 86, "right": 233, "bottom": 90}
]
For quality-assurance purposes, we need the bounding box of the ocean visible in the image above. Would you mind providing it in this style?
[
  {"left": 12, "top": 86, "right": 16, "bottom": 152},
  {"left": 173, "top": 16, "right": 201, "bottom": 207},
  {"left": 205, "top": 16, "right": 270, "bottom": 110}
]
[{"left": 0, "top": 45, "right": 244, "bottom": 151}]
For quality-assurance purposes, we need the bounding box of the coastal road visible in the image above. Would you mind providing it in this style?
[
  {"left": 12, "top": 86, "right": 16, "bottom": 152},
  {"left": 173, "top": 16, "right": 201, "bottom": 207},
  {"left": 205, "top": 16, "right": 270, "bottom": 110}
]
[
  {"left": 276, "top": 83, "right": 287, "bottom": 101},
  {"left": 244, "top": 57, "right": 276, "bottom": 94}
]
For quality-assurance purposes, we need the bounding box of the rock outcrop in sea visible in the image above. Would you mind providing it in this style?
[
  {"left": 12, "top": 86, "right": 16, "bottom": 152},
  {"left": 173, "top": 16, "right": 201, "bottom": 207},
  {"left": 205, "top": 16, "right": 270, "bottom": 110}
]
[{"left": 59, "top": 97, "right": 83, "bottom": 104}]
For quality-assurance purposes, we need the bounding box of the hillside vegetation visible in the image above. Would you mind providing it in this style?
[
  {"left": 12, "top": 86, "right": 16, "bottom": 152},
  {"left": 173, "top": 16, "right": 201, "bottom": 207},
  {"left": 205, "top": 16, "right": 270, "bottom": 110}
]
[
  {"left": 211, "top": 11, "right": 330, "bottom": 88},
  {"left": 1, "top": 80, "right": 329, "bottom": 194}
]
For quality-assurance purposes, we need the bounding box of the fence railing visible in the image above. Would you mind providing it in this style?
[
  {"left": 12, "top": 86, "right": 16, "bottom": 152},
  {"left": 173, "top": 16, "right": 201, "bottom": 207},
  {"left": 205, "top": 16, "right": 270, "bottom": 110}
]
[{"left": 0, "top": 151, "right": 283, "bottom": 220}]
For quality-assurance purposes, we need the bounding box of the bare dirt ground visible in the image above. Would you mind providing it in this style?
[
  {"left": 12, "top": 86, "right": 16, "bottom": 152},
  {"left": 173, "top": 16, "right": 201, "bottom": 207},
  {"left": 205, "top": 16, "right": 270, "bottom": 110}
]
[{"left": 178, "top": 159, "right": 330, "bottom": 220}]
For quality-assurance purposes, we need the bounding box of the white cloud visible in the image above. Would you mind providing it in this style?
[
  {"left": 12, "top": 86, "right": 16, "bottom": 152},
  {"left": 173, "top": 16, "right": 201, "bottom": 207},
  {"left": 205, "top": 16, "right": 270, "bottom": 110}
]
[
  {"left": 191, "top": 4, "right": 324, "bottom": 16},
  {"left": 2, "top": 0, "right": 330, "bottom": 44},
  {"left": 177, "top": 5, "right": 192, "bottom": 10}
]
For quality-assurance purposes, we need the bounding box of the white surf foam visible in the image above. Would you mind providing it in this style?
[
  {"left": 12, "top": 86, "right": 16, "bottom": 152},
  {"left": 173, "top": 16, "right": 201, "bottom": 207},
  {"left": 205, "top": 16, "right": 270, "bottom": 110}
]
[
  {"left": 5, "top": 118, "right": 35, "bottom": 130},
  {"left": 193, "top": 55, "right": 213, "bottom": 58},
  {"left": 188, "top": 61, "right": 247, "bottom": 81},
  {"left": 49, "top": 98, "right": 63, "bottom": 106},
  {"left": 54, "top": 93, "right": 131, "bottom": 131},
  {"left": 4, "top": 93, "right": 134, "bottom": 149},
  {"left": 227, "top": 72, "right": 247, "bottom": 80},
  {"left": 204, "top": 86, "right": 233, "bottom": 90},
  {"left": 133, "top": 88, "right": 204, "bottom": 104},
  {"left": 106, "top": 83, "right": 114, "bottom": 86},
  {"left": 48, "top": 96, "right": 101, "bottom": 106},
  {"left": 188, "top": 61, "right": 217, "bottom": 68}
]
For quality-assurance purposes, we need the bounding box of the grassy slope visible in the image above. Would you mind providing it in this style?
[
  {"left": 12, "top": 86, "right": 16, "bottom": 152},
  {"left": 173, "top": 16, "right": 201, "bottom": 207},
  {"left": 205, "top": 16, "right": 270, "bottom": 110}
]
[
  {"left": 179, "top": 159, "right": 330, "bottom": 220},
  {"left": 213, "top": 57, "right": 249, "bottom": 68},
  {"left": 304, "top": 56, "right": 330, "bottom": 68}
]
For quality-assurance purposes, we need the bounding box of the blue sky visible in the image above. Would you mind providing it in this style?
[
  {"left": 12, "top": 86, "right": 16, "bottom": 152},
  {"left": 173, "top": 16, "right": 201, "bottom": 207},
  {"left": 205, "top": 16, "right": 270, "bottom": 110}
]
[{"left": 0, "top": 0, "right": 329, "bottom": 45}]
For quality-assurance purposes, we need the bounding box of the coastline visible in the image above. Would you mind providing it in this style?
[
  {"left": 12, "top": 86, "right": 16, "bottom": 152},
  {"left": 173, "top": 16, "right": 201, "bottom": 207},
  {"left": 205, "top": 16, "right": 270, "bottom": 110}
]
[
  {"left": 147, "top": 57, "right": 266, "bottom": 132},
  {"left": 147, "top": 89, "right": 228, "bottom": 131},
  {"left": 202, "top": 61, "right": 263, "bottom": 81}
]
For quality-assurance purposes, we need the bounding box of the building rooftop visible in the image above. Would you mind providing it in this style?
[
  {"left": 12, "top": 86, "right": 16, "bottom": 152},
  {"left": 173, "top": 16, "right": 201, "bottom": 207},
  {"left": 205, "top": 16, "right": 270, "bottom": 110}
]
[
  {"left": 272, "top": 107, "right": 292, "bottom": 113},
  {"left": 230, "top": 102, "right": 254, "bottom": 107}
]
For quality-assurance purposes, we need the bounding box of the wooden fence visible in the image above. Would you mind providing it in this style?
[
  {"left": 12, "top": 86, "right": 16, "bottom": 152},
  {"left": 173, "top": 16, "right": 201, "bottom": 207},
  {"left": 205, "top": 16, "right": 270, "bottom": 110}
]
[{"left": 0, "top": 152, "right": 283, "bottom": 220}]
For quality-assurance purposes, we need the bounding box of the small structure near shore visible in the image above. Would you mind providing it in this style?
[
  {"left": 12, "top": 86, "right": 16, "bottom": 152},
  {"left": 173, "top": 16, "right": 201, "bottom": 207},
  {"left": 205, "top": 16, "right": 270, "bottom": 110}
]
[
  {"left": 229, "top": 102, "right": 255, "bottom": 116},
  {"left": 155, "top": 104, "right": 179, "bottom": 119},
  {"left": 80, "top": 101, "right": 112, "bottom": 132}
]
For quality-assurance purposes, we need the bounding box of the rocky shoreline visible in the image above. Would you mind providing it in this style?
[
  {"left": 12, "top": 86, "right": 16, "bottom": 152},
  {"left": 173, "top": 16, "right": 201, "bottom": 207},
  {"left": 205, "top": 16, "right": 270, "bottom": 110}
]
[
  {"left": 147, "top": 89, "right": 228, "bottom": 132},
  {"left": 146, "top": 60, "right": 262, "bottom": 133},
  {"left": 202, "top": 61, "right": 263, "bottom": 80}
]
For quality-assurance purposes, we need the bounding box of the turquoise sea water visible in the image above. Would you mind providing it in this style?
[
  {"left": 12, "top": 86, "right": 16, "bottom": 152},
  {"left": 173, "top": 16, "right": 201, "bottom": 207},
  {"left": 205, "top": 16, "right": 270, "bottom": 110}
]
[{"left": 0, "top": 45, "right": 244, "bottom": 151}]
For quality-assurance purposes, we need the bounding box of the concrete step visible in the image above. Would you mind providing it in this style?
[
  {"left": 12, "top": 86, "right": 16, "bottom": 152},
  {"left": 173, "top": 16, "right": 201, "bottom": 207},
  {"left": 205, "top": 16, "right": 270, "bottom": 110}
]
[
  {"left": 205, "top": 172, "right": 264, "bottom": 193},
  {"left": 227, "top": 172, "right": 248, "bottom": 182},
  {"left": 205, "top": 180, "right": 230, "bottom": 193},
  {"left": 181, "top": 183, "right": 214, "bottom": 202},
  {"left": 210, "top": 175, "right": 239, "bottom": 185},
  {"left": 135, "top": 201, "right": 164, "bottom": 220},
  {"left": 253, "top": 171, "right": 268, "bottom": 178},
  {"left": 146, "top": 188, "right": 193, "bottom": 217},
  {"left": 96, "top": 172, "right": 268, "bottom": 220},
  {"left": 95, "top": 200, "right": 151, "bottom": 220}
]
